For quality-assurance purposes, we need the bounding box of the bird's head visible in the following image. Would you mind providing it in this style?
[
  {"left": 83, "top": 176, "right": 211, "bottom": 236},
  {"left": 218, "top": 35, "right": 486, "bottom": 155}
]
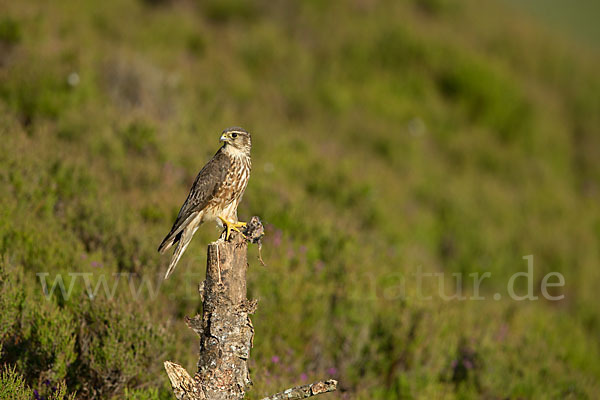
[{"left": 220, "top": 127, "right": 251, "bottom": 156}]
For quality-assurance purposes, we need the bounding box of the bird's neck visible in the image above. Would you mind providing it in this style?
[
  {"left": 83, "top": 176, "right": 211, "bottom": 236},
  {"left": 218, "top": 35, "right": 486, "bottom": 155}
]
[{"left": 222, "top": 143, "right": 250, "bottom": 158}]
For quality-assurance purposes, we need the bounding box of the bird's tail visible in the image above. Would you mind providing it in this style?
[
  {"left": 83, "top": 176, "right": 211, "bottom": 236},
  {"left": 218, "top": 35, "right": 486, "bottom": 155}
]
[
  {"left": 163, "top": 226, "right": 197, "bottom": 279},
  {"left": 158, "top": 213, "right": 199, "bottom": 254},
  {"left": 158, "top": 233, "right": 176, "bottom": 254}
]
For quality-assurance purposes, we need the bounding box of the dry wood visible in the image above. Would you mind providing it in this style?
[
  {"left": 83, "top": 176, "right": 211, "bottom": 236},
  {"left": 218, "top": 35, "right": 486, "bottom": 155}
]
[
  {"left": 259, "top": 380, "right": 339, "bottom": 400},
  {"left": 164, "top": 217, "right": 337, "bottom": 399}
]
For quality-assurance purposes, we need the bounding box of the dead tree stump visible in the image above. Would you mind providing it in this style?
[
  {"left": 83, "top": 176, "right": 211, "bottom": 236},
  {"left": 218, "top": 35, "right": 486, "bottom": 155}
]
[{"left": 164, "top": 217, "right": 337, "bottom": 400}]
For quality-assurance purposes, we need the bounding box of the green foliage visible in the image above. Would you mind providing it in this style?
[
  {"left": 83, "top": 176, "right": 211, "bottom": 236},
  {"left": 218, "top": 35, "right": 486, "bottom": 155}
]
[
  {"left": 0, "top": 60, "right": 87, "bottom": 128},
  {"left": 412, "top": 0, "right": 457, "bottom": 15},
  {"left": 68, "top": 299, "right": 168, "bottom": 398},
  {"left": 186, "top": 33, "right": 206, "bottom": 57},
  {"left": 436, "top": 55, "right": 533, "bottom": 142},
  {"left": 202, "top": 0, "right": 259, "bottom": 23},
  {"left": 27, "top": 303, "right": 77, "bottom": 382},
  {"left": 1, "top": 0, "right": 599, "bottom": 398},
  {"left": 0, "top": 17, "right": 21, "bottom": 46},
  {"left": 0, "top": 260, "right": 24, "bottom": 342},
  {"left": 0, "top": 365, "right": 75, "bottom": 400},
  {"left": 119, "top": 120, "right": 160, "bottom": 157},
  {"left": 0, "top": 365, "right": 32, "bottom": 400},
  {"left": 123, "top": 387, "right": 161, "bottom": 400},
  {"left": 0, "top": 260, "right": 168, "bottom": 399},
  {"left": 47, "top": 382, "right": 77, "bottom": 400}
]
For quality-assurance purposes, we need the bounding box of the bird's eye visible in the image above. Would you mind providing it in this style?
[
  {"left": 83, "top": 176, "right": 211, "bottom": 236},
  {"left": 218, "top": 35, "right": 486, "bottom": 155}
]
[{"left": 231, "top": 132, "right": 238, "bottom": 138}]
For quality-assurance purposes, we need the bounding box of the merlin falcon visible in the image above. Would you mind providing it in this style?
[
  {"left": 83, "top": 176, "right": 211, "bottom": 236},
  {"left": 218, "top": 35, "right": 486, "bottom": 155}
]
[{"left": 158, "top": 127, "right": 252, "bottom": 279}]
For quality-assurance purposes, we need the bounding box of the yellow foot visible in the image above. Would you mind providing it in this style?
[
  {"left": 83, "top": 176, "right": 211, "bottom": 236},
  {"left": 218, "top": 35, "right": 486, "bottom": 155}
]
[{"left": 218, "top": 217, "right": 247, "bottom": 241}]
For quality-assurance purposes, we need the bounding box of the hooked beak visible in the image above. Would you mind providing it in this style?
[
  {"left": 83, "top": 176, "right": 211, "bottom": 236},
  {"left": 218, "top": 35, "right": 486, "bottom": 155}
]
[{"left": 220, "top": 134, "right": 228, "bottom": 143}]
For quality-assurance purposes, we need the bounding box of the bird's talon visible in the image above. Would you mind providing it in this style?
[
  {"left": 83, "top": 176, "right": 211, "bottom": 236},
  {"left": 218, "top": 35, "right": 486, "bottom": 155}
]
[{"left": 219, "top": 217, "right": 248, "bottom": 241}]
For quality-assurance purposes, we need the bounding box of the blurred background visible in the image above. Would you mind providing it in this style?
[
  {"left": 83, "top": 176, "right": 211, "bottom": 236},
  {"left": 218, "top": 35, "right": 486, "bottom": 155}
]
[{"left": 0, "top": 0, "right": 599, "bottom": 398}]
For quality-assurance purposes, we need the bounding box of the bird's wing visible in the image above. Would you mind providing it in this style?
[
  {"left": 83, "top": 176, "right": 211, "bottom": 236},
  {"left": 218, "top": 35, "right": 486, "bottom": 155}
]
[{"left": 158, "top": 148, "right": 231, "bottom": 253}]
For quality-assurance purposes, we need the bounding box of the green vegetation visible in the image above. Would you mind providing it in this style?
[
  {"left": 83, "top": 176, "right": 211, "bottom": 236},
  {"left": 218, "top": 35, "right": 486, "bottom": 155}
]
[
  {"left": 0, "top": 0, "right": 599, "bottom": 398},
  {"left": 500, "top": 0, "right": 600, "bottom": 49}
]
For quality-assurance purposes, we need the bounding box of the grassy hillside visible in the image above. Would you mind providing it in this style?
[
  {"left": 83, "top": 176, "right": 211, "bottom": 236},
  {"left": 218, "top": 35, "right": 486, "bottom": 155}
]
[
  {"left": 500, "top": 0, "right": 600, "bottom": 49},
  {"left": 1, "top": 0, "right": 599, "bottom": 398}
]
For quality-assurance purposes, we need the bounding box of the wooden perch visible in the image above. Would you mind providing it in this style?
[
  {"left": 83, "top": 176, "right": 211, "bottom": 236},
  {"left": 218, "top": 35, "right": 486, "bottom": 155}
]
[
  {"left": 164, "top": 217, "right": 337, "bottom": 399},
  {"left": 259, "top": 380, "right": 339, "bottom": 400}
]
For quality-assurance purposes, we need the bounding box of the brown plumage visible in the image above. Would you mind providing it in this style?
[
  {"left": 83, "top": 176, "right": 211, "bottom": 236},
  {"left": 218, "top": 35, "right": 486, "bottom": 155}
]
[{"left": 158, "top": 127, "right": 252, "bottom": 279}]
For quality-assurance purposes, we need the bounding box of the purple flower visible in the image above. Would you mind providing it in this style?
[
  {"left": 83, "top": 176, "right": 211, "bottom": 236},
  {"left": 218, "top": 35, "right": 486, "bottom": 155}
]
[
  {"left": 327, "top": 367, "right": 338, "bottom": 376},
  {"left": 314, "top": 260, "right": 325, "bottom": 272},
  {"left": 463, "top": 359, "right": 473, "bottom": 370},
  {"left": 496, "top": 324, "right": 508, "bottom": 342},
  {"left": 33, "top": 389, "right": 41, "bottom": 400},
  {"left": 90, "top": 261, "right": 103, "bottom": 268},
  {"left": 271, "top": 229, "right": 283, "bottom": 247},
  {"left": 271, "top": 355, "right": 280, "bottom": 364},
  {"left": 300, "top": 373, "right": 308, "bottom": 382}
]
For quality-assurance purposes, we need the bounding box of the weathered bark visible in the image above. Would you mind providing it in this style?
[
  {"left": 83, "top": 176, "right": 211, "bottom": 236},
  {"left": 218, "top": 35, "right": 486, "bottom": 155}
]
[
  {"left": 164, "top": 217, "right": 261, "bottom": 400},
  {"left": 195, "top": 233, "right": 256, "bottom": 399},
  {"left": 165, "top": 217, "right": 337, "bottom": 399},
  {"left": 259, "top": 380, "right": 338, "bottom": 400},
  {"left": 164, "top": 361, "right": 203, "bottom": 400}
]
